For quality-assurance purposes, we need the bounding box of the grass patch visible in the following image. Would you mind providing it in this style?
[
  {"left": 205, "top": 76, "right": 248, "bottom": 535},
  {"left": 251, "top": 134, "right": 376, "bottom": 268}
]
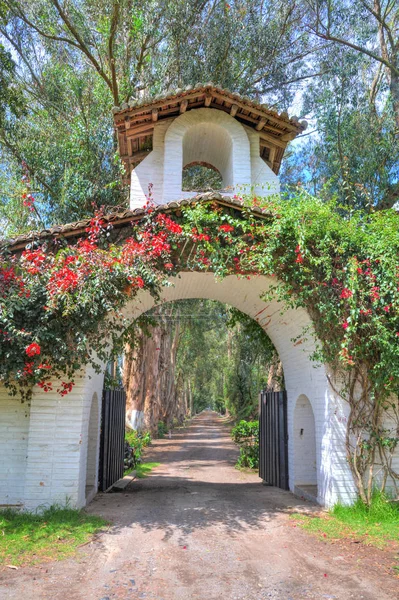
[
  {"left": 292, "top": 492, "right": 399, "bottom": 550},
  {"left": 135, "top": 462, "right": 160, "bottom": 478},
  {"left": 0, "top": 506, "right": 107, "bottom": 566}
]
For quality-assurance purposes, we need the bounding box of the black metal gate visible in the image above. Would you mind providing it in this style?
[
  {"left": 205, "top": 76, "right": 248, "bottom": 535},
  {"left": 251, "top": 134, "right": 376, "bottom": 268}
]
[
  {"left": 98, "top": 388, "right": 126, "bottom": 491},
  {"left": 259, "top": 390, "right": 289, "bottom": 490}
]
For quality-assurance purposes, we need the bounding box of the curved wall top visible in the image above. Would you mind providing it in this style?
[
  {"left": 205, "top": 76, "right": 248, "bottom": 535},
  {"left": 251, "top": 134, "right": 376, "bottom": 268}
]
[{"left": 123, "top": 272, "right": 327, "bottom": 413}]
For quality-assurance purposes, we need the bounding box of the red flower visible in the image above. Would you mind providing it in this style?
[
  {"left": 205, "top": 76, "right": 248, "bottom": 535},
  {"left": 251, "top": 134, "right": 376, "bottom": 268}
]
[
  {"left": 340, "top": 288, "right": 353, "bottom": 299},
  {"left": 48, "top": 266, "right": 79, "bottom": 295},
  {"left": 370, "top": 286, "right": 380, "bottom": 302},
  {"left": 342, "top": 321, "right": 349, "bottom": 330},
  {"left": 57, "top": 381, "right": 74, "bottom": 396},
  {"left": 219, "top": 224, "right": 234, "bottom": 233},
  {"left": 156, "top": 214, "right": 183, "bottom": 234},
  {"left": 26, "top": 342, "right": 41, "bottom": 357},
  {"left": 38, "top": 381, "right": 53, "bottom": 392},
  {"left": 164, "top": 263, "right": 174, "bottom": 270},
  {"left": 295, "top": 253, "right": 304, "bottom": 264}
]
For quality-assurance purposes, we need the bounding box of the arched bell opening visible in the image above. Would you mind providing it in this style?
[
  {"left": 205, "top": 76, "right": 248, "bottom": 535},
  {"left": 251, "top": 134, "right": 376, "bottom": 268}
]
[
  {"left": 182, "top": 121, "right": 234, "bottom": 191},
  {"left": 182, "top": 162, "right": 223, "bottom": 192}
]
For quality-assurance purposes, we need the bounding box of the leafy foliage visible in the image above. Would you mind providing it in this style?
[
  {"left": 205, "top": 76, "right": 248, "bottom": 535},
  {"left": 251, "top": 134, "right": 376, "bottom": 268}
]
[
  {"left": 231, "top": 420, "right": 259, "bottom": 470},
  {"left": 125, "top": 429, "right": 152, "bottom": 472}
]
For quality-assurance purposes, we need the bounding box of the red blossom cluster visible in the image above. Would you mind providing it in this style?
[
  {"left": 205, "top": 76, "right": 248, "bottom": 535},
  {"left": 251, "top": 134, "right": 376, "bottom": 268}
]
[
  {"left": 21, "top": 249, "right": 47, "bottom": 275},
  {"left": 48, "top": 266, "right": 79, "bottom": 295},
  {"left": 25, "top": 342, "right": 41, "bottom": 357},
  {"left": 38, "top": 380, "right": 52, "bottom": 392},
  {"left": 57, "top": 381, "right": 74, "bottom": 396},
  {"left": 340, "top": 288, "right": 353, "bottom": 299},
  {"left": 295, "top": 245, "right": 304, "bottom": 264},
  {"left": 370, "top": 286, "right": 380, "bottom": 302},
  {"left": 22, "top": 193, "right": 35, "bottom": 211},
  {"left": 156, "top": 214, "right": 183, "bottom": 234},
  {"left": 219, "top": 224, "right": 234, "bottom": 233},
  {"left": 191, "top": 228, "right": 210, "bottom": 242},
  {"left": 0, "top": 263, "right": 29, "bottom": 299}
]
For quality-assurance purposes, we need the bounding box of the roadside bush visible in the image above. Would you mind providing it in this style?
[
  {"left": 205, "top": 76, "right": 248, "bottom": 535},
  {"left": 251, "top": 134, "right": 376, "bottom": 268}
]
[
  {"left": 125, "top": 429, "right": 152, "bottom": 472},
  {"left": 231, "top": 420, "right": 259, "bottom": 469},
  {"left": 157, "top": 421, "right": 168, "bottom": 438}
]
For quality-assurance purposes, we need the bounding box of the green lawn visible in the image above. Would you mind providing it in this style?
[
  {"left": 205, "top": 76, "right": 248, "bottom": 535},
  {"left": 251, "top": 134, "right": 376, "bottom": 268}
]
[
  {"left": 292, "top": 494, "right": 399, "bottom": 550},
  {"left": 0, "top": 506, "right": 107, "bottom": 566},
  {"left": 135, "top": 462, "right": 161, "bottom": 478}
]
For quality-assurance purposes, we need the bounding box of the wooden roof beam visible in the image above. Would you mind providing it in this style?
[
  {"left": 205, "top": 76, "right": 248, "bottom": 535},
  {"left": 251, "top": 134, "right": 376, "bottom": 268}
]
[
  {"left": 180, "top": 100, "right": 188, "bottom": 113},
  {"left": 259, "top": 132, "right": 286, "bottom": 149},
  {"left": 230, "top": 104, "right": 238, "bottom": 117},
  {"left": 152, "top": 108, "right": 158, "bottom": 122},
  {"left": 255, "top": 118, "right": 267, "bottom": 131},
  {"left": 204, "top": 94, "right": 212, "bottom": 107}
]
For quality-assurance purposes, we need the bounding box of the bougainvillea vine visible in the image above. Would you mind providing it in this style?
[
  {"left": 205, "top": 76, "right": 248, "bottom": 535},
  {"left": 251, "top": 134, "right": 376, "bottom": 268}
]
[{"left": 1, "top": 192, "right": 399, "bottom": 503}]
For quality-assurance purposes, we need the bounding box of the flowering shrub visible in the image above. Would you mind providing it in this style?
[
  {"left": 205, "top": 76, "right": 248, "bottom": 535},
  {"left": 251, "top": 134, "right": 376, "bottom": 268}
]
[{"left": 1, "top": 192, "right": 399, "bottom": 502}]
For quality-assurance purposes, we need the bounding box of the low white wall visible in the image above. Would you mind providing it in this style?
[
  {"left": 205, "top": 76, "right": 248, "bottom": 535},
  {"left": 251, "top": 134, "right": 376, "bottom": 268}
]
[
  {"left": 12, "top": 366, "right": 105, "bottom": 511},
  {"left": 0, "top": 389, "right": 30, "bottom": 507}
]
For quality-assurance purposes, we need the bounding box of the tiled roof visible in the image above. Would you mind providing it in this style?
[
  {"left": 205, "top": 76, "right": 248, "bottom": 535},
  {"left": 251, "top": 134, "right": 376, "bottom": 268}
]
[
  {"left": 112, "top": 82, "right": 307, "bottom": 132},
  {"left": 2, "top": 193, "right": 269, "bottom": 252}
]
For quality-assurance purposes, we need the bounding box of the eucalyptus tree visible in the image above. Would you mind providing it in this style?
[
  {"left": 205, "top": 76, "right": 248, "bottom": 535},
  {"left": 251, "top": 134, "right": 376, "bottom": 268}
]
[{"left": 0, "top": 0, "right": 322, "bottom": 232}]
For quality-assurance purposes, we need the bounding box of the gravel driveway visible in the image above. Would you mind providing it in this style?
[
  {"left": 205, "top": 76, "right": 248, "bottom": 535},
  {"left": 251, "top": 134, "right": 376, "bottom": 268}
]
[{"left": 1, "top": 411, "right": 397, "bottom": 600}]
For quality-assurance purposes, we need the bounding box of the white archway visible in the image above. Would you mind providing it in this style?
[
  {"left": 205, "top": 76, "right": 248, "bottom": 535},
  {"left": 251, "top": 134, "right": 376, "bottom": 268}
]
[
  {"left": 293, "top": 394, "right": 318, "bottom": 501},
  {"left": 118, "top": 272, "right": 356, "bottom": 507},
  {"left": 2, "top": 271, "right": 358, "bottom": 510}
]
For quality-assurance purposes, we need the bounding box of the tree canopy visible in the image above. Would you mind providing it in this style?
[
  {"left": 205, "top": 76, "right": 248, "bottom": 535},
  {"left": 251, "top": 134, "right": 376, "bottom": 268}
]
[{"left": 0, "top": 0, "right": 398, "bottom": 234}]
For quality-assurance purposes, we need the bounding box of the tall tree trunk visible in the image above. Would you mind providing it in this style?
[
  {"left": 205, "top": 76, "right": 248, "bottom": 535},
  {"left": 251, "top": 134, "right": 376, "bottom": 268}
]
[{"left": 123, "top": 309, "right": 182, "bottom": 435}]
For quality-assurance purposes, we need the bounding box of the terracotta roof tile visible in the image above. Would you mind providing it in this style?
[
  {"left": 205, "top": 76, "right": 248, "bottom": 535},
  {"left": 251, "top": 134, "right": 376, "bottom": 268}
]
[{"left": 1, "top": 193, "right": 268, "bottom": 252}]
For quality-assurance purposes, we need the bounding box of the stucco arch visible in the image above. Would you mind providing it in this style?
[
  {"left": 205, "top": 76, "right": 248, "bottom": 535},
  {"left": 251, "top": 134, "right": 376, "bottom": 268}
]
[
  {"left": 0, "top": 271, "right": 358, "bottom": 511},
  {"left": 116, "top": 271, "right": 355, "bottom": 507},
  {"left": 163, "top": 108, "right": 251, "bottom": 202}
]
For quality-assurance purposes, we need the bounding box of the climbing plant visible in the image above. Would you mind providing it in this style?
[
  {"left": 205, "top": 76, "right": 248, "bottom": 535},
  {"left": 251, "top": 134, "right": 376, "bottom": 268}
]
[{"left": 0, "top": 193, "right": 399, "bottom": 503}]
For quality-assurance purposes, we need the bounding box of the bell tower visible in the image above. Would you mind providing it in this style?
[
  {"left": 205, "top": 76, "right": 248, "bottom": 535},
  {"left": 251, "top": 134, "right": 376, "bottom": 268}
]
[{"left": 113, "top": 84, "right": 306, "bottom": 208}]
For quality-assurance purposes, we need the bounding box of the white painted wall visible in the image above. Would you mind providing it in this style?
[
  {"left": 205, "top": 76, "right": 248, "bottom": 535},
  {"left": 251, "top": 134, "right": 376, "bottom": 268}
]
[
  {"left": 0, "top": 389, "right": 30, "bottom": 507},
  {"left": 0, "top": 367, "right": 105, "bottom": 511},
  {"left": 130, "top": 108, "right": 279, "bottom": 207},
  {"left": 245, "top": 125, "right": 279, "bottom": 196}
]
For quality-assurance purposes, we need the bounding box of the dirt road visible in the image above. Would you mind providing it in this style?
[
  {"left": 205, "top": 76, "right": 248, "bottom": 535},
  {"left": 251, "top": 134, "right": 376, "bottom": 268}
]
[{"left": 1, "top": 412, "right": 397, "bottom": 600}]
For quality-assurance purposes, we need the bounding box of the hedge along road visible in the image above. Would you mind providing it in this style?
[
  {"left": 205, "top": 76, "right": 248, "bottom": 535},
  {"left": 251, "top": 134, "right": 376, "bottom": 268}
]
[{"left": 1, "top": 412, "right": 398, "bottom": 600}]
